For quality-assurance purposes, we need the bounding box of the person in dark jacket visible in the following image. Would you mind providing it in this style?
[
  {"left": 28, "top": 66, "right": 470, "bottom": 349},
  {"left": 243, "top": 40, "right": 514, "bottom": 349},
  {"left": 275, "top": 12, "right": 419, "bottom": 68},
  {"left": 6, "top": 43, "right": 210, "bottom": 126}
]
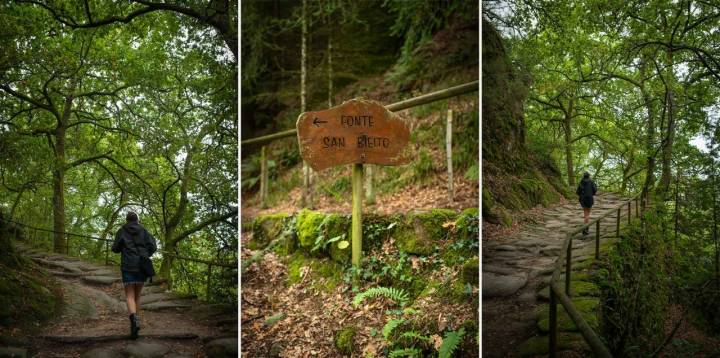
[
  {"left": 111, "top": 211, "right": 157, "bottom": 339},
  {"left": 576, "top": 172, "right": 598, "bottom": 236}
]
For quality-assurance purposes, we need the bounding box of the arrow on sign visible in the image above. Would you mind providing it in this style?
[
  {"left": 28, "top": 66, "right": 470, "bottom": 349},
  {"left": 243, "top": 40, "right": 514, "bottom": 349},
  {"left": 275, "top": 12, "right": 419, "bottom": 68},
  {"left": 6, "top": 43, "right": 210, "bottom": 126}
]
[{"left": 313, "top": 117, "right": 327, "bottom": 127}]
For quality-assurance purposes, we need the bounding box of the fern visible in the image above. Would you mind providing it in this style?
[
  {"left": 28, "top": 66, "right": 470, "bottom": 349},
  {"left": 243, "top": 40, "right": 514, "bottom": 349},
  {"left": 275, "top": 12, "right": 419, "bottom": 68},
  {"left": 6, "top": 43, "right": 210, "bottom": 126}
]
[
  {"left": 388, "top": 348, "right": 422, "bottom": 358},
  {"left": 398, "top": 331, "right": 431, "bottom": 343},
  {"left": 352, "top": 286, "right": 409, "bottom": 307},
  {"left": 382, "top": 318, "right": 405, "bottom": 339},
  {"left": 438, "top": 327, "right": 465, "bottom": 358}
]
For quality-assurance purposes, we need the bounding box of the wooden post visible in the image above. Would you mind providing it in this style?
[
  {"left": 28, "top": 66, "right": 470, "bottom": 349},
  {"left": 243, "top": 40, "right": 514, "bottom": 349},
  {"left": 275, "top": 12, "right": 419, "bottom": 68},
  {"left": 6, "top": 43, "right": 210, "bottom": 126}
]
[
  {"left": 105, "top": 240, "right": 109, "bottom": 265},
  {"left": 595, "top": 220, "right": 600, "bottom": 259},
  {"left": 446, "top": 109, "right": 454, "bottom": 203},
  {"left": 365, "top": 165, "right": 375, "bottom": 204},
  {"left": 352, "top": 164, "right": 363, "bottom": 267},
  {"left": 616, "top": 208, "right": 621, "bottom": 237},
  {"left": 66, "top": 234, "right": 70, "bottom": 255},
  {"left": 206, "top": 264, "right": 213, "bottom": 301},
  {"left": 566, "top": 238, "right": 572, "bottom": 296},
  {"left": 635, "top": 198, "right": 639, "bottom": 217},
  {"left": 628, "top": 201, "right": 631, "bottom": 225},
  {"left": 260, "top": 145, "right": 268, "bottom": 209},
  {"left": 549, "top": 288, "right": 558, "bottom": 358}
]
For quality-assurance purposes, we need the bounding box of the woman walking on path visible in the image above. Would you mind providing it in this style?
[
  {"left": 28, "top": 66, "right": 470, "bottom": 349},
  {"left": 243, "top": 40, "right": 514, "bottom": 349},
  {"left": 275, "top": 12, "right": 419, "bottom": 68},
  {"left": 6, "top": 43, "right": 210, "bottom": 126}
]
[
  {"left": 112, "top": 212, "right": 157, "bottom": 339},
  {"left": 577, "top": 172, "right": 597, "bottom": 236}
]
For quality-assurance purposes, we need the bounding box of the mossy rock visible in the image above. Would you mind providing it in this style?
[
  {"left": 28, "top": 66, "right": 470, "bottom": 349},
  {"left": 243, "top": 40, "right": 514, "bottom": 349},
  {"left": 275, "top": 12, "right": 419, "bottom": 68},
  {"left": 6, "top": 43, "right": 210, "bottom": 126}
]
[
  {"left": 536, "top": 298, "right": 599, "bottom": 333},
  {"left": 455, "top": 208, "right": 480, "bottom": 241},
  {"left": 285, "top": 253, "right": 342, "bottom": 292},
  {"left": 334, "top": 326, "right": 356, "bottom": 356},
  {"left": 540, "top": 272, "right": 591, "bottom": 287},
  {"left": 462, "top": 257, "right": 479, "bottom": 285},
  {"left": 272, "top": 232, "right": 297, "bottom": 256},
  {"left": 0, "top": 260, "right": 60, "bottom": 328},
  {"left": 295, "top": 209, "right": 326, "bottom": 250},
  {"left": 518, "top": 332, "right": 587, "bottom": 357},
  {"left": 394, "top": 209, "right": 457, "bottom": 255},
  {"left": 325, "top": 214, "right": 351, "bottom": 264},
  {"left": 251, "top": 213, "right": 289, "bottom": 249},
  {"left": 537, "top": 281, "right": 599, "bottom": 300}
]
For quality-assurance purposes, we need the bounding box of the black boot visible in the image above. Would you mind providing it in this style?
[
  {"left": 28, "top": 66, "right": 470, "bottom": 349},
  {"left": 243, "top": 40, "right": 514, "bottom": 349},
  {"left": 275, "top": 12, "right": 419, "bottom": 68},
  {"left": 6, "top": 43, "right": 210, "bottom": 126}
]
[
  {"left": 129, "top": 314, "right": 139, "bottom": 339},
  {"left": 582, "top": 228, "right": 589, "bottom": 236}
]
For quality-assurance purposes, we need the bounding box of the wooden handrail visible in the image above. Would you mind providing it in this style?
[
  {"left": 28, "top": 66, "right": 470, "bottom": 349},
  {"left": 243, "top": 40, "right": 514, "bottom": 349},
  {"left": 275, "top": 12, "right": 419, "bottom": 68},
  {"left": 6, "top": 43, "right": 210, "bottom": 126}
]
[
  {"left": 1, "top": 217, "right": 236, "bottom": 268},
  {"left": 240, "top": 80, "right": 479, "bottom": 147},
  {"left": 548, "top": 192, "right": 643, "bottom": 357}
]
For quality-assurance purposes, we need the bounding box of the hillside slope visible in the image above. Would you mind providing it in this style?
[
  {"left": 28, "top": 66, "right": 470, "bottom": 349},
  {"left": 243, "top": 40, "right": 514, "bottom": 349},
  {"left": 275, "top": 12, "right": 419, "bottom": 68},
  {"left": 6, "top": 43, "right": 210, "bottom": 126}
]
[{"left": 481, "top": 19, "right": 568, "bottom": 226}]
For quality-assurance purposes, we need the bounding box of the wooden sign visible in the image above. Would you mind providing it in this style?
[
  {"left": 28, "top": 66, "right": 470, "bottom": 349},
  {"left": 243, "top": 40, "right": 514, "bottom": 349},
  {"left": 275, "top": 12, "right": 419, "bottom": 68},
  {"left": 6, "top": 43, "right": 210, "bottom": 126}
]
[{"left": 296, "top": 99, "right": 411, "bottom": 171}]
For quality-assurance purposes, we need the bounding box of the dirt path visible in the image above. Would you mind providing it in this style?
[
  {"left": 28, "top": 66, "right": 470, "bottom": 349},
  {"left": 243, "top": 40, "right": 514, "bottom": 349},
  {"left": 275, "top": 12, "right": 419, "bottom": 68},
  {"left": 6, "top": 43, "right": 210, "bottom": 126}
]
[
  {"left": 12, "top": 244, "right": 237, "bottom": 358},
  {"left": 482, "top": 192, "right": 633, "bottom": 357}
]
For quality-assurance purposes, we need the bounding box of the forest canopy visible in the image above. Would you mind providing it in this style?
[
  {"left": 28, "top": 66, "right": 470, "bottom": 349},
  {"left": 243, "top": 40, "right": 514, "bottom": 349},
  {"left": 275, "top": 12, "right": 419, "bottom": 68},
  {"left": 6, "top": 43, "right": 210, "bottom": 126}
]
[{"left": 0, "top": 1, "right": 238, "bottom": 302}]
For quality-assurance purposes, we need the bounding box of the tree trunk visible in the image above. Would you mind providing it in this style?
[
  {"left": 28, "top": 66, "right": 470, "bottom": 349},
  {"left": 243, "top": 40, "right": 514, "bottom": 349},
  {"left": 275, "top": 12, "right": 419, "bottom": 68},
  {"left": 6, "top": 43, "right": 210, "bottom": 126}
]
[
  {"left": 327, "top": 19, "right": 333, "bottom": 107},
  {"left": 640, "top": 56, "right": 656, "bottom": 206},
  {"left": 300, "top": 0, "right": 312, "bottom": 208},
  {"left": 659, "top": 49, "right": 676, "bottom": 199},
  {"left": 52, "top": 124, "right": 67, "bottom": 253},
  {"left": 563, "top": 99, "right": 575, "bottom": 188},
  {"left": 9, "top": 189, "right": 24, "bottom": 220}
]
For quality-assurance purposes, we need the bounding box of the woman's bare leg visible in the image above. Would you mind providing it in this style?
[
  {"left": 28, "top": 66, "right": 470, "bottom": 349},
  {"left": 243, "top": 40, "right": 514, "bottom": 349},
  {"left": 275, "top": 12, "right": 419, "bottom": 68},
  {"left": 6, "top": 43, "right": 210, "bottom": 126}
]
[
  {"left": 124, "top": 284, "right": 137, "bottom": 314},
  {"left": 584, "top": 208, "right": 591, "bottom": 225},
  {"left": 134, "top": 283, "right": 144, "bottom": 311}
]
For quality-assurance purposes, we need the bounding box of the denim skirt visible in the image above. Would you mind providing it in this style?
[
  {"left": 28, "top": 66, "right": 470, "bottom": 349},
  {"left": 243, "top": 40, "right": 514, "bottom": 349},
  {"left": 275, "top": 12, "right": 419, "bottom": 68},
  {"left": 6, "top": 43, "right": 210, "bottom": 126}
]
[{"left": 121, "top": 270, "right": 148, "bottom": 285}]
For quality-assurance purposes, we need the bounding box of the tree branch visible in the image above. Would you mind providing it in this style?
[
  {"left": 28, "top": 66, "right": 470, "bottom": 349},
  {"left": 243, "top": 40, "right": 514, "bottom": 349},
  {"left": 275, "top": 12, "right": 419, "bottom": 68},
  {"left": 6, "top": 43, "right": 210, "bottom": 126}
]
[{"left": 172, "top": 208, "right": 237, "bottom": 245}]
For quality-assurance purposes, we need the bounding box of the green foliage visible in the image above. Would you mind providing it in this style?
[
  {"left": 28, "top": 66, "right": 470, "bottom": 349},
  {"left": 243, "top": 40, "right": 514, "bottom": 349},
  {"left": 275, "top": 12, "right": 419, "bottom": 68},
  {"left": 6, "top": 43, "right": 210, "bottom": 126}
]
[
  {"left": 383, "top": 0, "right": 477, "bottom": 88},
  {"left": 335, "top": 326, "right": 357, "bottom": 355},
  {"left": 383, "top": 318, "right": 406, "bottom": 339},
  {"left": 598, "top": 223, "right": 669, "bottom": 356},
  {"left": 353, "top": 286, "right": 410, "bottom": 307},
  {"left": 388, "top": 348, "right": 422, "bottom": 358},
  {"left": 413, "top": 150, "right": 435, "bottom": 182},
  {"left": 438, "top": 327, "right": 466, "bottom": 358}
]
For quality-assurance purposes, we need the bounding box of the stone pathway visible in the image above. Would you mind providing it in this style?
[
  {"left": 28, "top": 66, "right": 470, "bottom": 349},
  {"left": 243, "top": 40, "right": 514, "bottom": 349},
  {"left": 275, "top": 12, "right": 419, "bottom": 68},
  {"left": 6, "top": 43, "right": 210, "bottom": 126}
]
[
  {"left": 4, "top": 244, "right": 238, "bottom": 358},
  {"left": 482, "top": 192, "right": 635, "bottom": 357}
]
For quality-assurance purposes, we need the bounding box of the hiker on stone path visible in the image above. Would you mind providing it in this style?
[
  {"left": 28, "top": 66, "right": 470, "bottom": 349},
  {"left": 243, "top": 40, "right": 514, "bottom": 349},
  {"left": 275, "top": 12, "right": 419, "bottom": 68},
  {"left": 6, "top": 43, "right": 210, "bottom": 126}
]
[
  {"left": 111, "top": 211, "right": 157, "bottom": 339},
  {"left": 576, "top": 172, "right": 597, "bottom": 236}
]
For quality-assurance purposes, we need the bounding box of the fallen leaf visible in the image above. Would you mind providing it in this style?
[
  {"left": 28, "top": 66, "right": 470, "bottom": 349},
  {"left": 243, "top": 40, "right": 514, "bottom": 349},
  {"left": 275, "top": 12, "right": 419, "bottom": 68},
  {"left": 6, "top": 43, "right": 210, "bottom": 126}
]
[{"left": 431, "top": 334, "right": 443, "bottom": 350}]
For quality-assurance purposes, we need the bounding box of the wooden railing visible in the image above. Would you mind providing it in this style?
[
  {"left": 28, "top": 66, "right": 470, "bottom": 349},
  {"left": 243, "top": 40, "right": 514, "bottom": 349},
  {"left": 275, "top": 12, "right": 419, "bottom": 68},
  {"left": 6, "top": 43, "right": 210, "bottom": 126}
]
[
  {"left": 1, "top": 217, "right": 236, "bottom": 301},
  {"left": 241, "top": 80, "right": 479, "bottom": 207},
  {"left": 548, "top": 193, "right": 643, "bottom": 357}
]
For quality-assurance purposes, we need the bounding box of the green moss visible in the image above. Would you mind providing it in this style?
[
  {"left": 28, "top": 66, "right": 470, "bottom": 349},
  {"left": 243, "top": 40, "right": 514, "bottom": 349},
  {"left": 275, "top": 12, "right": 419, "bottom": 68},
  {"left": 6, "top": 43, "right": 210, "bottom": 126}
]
[
  {"left": 295, "top": 209, "right": 326, "bottom": 250},
  {"left": 462, "top": 257, "right": 479, "bottom": 285},
  {"left": 325, "top": 214, "right": 351, "bottom": 264},
  {"left": 272, "top": 232, "right": 297, "bottom": 256},
  {"left": 518, "top": 333, "right": 587, "bottom": 357},
  {"left": 334, "top": 326, "right": 357, "bottom": 355},
  {"left": 394, "top": 209, "right": 456, "bottom": 255},
  {"left": 0, "top": 260, "right": 61, "bottom": 328},
  {"left": 538, "top": 281, "right": 599, "bottom": 300},
  {"left": 286, "top": 253, "right": 307, "bottom": 285},
  {"left": 251, "top": 213, "right": 288, "bottom": 248},
  {"left": 285, "top": 253, "right": 342, "bottom": 292},
  {"left": 537, "top": 298, "right": 599, "bottom": 333}
]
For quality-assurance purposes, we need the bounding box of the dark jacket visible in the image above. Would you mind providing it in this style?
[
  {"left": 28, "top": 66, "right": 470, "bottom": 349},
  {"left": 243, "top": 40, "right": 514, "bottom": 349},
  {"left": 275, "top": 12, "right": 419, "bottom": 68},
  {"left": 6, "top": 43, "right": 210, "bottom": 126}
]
[
  {"left": 111, "top": 222, "right": 157, "bottom": 272},
  {"left": 576, "top": 178, "right": 597, "bottom": 208}
]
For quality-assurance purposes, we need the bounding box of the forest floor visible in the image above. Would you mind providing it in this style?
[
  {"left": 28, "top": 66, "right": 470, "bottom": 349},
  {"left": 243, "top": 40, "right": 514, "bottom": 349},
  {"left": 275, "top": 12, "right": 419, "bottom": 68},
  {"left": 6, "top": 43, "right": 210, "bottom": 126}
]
[
  {"left": 3, "top": 244, "right": 237, "bottom": 357},
  {"left": 240, "top": 229, "right": 478, "bottom": 357},
  {"left": 482, "top": 192, "right": 632, "bottom": 357},
  {"left": 660, "top": 304, "right": 720, "bottom": 357},
  {"left": 242, "top": 172, "right": 477, "bottom": 222}
]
